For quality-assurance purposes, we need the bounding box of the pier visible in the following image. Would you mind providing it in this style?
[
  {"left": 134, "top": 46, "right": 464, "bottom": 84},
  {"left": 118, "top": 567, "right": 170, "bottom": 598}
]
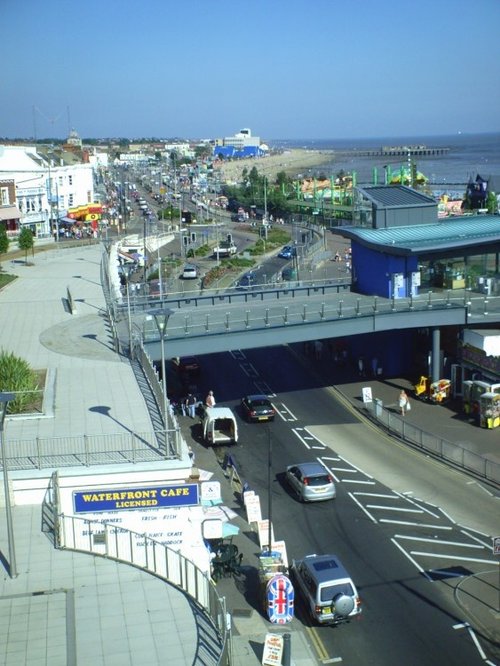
[{"left": 335, "top": 145, "right": 449, "bottom": 158}]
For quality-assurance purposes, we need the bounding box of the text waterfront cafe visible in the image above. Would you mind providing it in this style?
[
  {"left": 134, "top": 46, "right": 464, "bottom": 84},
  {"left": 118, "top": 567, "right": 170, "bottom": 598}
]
[{"left": 61, "top": 478, "right": 234, "bottom": 573}]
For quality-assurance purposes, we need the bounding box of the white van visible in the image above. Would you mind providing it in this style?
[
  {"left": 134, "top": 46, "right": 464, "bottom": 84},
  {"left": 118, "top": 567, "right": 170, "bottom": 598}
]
[{"left": 202, "top": 407, "right": 238, "bottom": 446}]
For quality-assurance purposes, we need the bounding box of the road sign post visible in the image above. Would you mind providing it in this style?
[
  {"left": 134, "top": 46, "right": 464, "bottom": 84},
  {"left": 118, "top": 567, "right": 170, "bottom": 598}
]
[{"left": 493, "top": 536, "right": 500, "bottom": 611}]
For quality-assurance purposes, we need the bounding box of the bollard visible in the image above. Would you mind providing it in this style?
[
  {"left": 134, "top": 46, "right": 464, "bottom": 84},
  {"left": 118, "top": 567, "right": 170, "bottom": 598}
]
[
  {"left": 282, "top": 633, "right": 291, "bottom": 666},
  {"left": 427, "top": 291, "right": 433, "bottom": 309},
  {"left": 302, "top": 304, "right": 307, "bottom": 321},
  {"left": 356, "top": 298, "right": 361, "bottom": 316},
  {"left": 245, "top": 310, "right": 250, "bottom": 328},
  {"left": 338, "top": 300, "right": 343, "bottom": 318},
  {"left": 284, "top": 306, "right": 288, "bottom": 325},
  {"left": 265, "top": 308, "right": 270, "bottom": 327},
  {"left": 373, "top": 295, "right": 378, "bottom": 313},
  {"left": 320, "top": 302, "right": 325, "bottom": 319},
  {"left": 205, "top": 314, "right": 209, "bottom": 331}
]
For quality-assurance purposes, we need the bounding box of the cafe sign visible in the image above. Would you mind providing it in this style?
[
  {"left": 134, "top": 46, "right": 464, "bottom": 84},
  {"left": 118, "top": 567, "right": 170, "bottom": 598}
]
[{"left": 73, "top": 483, "right": 199, "bottom": 513}]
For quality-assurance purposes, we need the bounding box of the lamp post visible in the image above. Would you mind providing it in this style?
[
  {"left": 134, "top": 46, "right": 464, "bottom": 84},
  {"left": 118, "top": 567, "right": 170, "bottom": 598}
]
[
  {"left": 148, "top": 309, "right": 174, "bottom": 432},
  {"left": 0, "top": 392, "right": 17, "bottom": 578}
]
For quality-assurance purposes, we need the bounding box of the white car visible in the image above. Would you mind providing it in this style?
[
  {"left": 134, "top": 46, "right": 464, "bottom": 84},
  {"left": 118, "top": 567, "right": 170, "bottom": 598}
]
[{"left": 182, "top": 264, "right": 198, "bottom": 279}]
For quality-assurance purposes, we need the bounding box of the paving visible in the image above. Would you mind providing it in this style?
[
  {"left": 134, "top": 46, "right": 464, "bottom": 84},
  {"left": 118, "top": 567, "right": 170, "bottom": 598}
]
[{"left": 0, "top": 240, "right": 499, "bottom": 664}]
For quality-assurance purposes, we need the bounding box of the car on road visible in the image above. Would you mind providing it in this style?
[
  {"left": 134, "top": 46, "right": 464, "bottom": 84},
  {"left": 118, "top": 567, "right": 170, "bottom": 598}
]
[
  {"left": 182, "top": 264, "right": 198, "bottom": 279},
  {"left": 285, "top": 462, "right": 336, "bottom": 502},
  {"left": 278, "top": 245, "right": 297, "bottom": 259},
  {"left": 290, "top": 553, "right": 362, "bottom": 625},
  {"left": 241, "top": 394, "right": 276, "bottom": 422},
  {"left": 238, "top": 272, "right": 256, "bottom": 289},
  {"left": 172, "top": 356, "right": 200, "bottom": 376}
]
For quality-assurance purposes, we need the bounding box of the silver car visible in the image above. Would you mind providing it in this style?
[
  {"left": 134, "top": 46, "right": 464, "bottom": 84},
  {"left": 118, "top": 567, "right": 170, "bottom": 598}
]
[{"left": 285, "top": 462, "right": 336, "bottom": 502}]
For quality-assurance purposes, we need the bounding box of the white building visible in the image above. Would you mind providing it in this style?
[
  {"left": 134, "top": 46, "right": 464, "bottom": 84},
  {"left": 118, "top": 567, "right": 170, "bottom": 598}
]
[
  {"left": 0, "top": 145, "right": 95, "bottom": 238},
  {"left": 216, "top": 128, "right": 261, "bottom": 149}
]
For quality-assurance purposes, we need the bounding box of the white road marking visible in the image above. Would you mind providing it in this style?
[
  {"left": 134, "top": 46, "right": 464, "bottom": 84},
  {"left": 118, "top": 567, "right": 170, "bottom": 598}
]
[
  {"left": 353, "top": 492, "right": 400, "bottom": 499},
  {"left": 394, "top": 492, "right": 440, "bottom": 518},
  {"left": 438, "top": 508, "right": 457, "bottom": 525},
  {"left": 391, "top": 538, "right": 432, "bottom": 580},
  {"left": 348, "top": 493, "right": 377, "bottom": 523},
  {"left": 341, "top": 479, "right": 376, "bottom": 485},
  {"left": 292, "top": 428, "right": 311, "bottom": 450},
  {"left": 322, "top": 456, "right": 341, "bottom": 462},
  {"left": 380, "top": 519, "right": 452, "bottom": 529},
  {"left": 240, "top": 363, "right": 258, "bottom": 378},
  {"left": 410, "top": 551, "right": 499, "bottom": 565},
  {"left": 274, "top": 403, "right": 298, "bottom": 421},
  {"left": 254, "top": 381, "right": 275, "bottom": 396},
  {"left": 230, "top": 350, "right": 246, "bottom": 360},
  {"left": 337, "top": 455, "right": 374, "bottom": 478},
  {"left": 394, "top": 534, "right": 485, "bottom": 548},
  {"left": 366, "top": 505, "right": 423, "bottom": 513},
  {"left": 460, "top": 529, "right": 494, "bottom": 549}
]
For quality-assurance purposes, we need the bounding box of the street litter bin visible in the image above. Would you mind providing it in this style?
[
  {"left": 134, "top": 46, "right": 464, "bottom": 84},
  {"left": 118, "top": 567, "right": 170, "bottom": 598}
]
[{"left": 374, "top": 398, "right": 383, "bottom": 418}]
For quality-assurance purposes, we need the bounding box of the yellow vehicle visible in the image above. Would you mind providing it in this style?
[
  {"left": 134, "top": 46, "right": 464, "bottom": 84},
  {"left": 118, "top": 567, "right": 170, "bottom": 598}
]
[
  {"left": 479, "top": 392, "right": 500, "bottom": 429},
  {"left": 414, "top": 376, "right": 429, "bottom": 399},
  {"left": 415, "top": 376, "right": 452, "bottom": 403},
  {"left": 430, "top": 379, "right": 451, "bottom": 403}
]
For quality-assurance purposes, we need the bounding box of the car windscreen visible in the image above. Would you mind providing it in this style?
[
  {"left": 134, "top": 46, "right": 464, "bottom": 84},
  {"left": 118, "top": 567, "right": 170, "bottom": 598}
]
[
  {"left": 320, "top": 582, "right": 354, "bottom": 602},
  {"left": 306, "top": 475, "right": 331, "bottom": 487}
]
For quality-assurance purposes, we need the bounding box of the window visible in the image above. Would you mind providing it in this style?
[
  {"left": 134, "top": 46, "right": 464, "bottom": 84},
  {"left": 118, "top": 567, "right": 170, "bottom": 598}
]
[
  {"left": 68, "top": 194, "right": 74, "bottom": 207},
  {"left": 0, "top": 187, "right": 9, "bottom": 205},
  {"left": 68, "top": 175, "right": 73, "bottom": 186}
]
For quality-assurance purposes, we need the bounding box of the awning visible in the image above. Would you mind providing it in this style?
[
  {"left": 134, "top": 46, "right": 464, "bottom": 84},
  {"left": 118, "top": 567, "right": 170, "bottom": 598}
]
[{"left": 0, "top": 205, "right": 21, "bottom": 221}]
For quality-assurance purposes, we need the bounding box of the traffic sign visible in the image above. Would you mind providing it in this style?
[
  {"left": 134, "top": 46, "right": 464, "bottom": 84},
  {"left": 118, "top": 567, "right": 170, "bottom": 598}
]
[{"left": 493, "top": 536, "right": 500, "bottom": 555}]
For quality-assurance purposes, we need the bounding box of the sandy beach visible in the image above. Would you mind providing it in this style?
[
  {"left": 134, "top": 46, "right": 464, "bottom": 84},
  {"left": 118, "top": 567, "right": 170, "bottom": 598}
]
[{"left": 217, "top": 148, "right": 334, "bottom": 184}]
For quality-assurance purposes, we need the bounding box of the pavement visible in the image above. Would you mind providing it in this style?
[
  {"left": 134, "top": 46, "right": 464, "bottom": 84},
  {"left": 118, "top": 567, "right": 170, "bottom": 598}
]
[{"left": 0, "top": 239, "right": 499, "bottom": 665}]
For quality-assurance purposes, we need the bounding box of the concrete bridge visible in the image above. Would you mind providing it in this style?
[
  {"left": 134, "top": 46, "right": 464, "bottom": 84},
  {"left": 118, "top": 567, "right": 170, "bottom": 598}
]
[{"left": 120, "top": 283, "right": 500, "bottom": 361}]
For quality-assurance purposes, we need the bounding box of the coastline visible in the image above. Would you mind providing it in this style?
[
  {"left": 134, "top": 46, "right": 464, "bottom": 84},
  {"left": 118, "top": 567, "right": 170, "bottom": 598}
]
[{"left": 217, "top": 148, "right": 334, "bottom": 184}]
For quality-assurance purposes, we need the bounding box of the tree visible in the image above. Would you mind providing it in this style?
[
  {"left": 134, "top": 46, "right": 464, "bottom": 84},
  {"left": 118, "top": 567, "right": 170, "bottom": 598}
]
[
  {"left": 18, "top": 227, "right": 34, "bottom": 264},
  {"left": 487, "top": 192, "right": 498, "bottom": 215},
  {"left": 0, "top": 225, "right": 9, "bottom": 271}
]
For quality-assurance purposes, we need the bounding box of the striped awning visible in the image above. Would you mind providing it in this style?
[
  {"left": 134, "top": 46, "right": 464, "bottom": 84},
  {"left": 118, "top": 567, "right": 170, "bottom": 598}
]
[{"left": 0, "top": 205, "right": 21, "bottom": 221}]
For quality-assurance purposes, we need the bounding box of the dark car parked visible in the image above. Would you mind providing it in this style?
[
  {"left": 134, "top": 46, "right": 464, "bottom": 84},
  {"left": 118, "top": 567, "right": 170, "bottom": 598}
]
[
  {"left": 172, "top": 356, "right": 200, "bottom": 377},
  {"left": 241, "top": 394, "right": 276, "bottom": 422}
]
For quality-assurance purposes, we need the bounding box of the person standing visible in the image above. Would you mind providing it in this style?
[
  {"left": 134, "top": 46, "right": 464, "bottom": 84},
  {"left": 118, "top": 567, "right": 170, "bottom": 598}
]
[
  {"left": 187, "top": 393, "right": 197, "bottom": 418},
  {"left": 398, "top": 389, "right": 409, "bottom": 416},
  {"left": 205, "top": 390, "right": 216, "bottom": 409}
]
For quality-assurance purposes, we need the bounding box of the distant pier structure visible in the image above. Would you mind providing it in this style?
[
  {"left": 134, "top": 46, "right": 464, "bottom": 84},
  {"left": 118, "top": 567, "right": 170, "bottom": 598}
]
[{"left": 336, "top": 144, "right": 449, "bottom": 158}]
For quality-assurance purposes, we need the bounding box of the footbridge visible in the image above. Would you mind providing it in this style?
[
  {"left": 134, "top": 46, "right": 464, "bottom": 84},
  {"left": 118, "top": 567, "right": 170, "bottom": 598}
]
[{"left": 122, "top": 283, "right": 499, "bottom": 360}]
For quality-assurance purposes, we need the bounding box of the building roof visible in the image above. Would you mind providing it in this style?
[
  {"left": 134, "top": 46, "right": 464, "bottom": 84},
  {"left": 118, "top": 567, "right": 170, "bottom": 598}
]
[
  {"left": 357, "top": 185, "right": 436, "bottom": 208},
  {"left": 336, "top": 215, "right": 500, "bottom": 256}
]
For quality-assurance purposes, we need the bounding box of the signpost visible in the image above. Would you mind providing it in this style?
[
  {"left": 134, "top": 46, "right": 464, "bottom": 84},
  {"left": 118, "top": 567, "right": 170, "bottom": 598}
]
[{"left": 494, "top": 536, "right": 500, "bottom": 612}]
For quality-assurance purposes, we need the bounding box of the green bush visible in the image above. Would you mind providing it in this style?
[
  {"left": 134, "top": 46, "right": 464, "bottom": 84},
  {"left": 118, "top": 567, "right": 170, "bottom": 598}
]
[{"left": 0, "top": 349, "right": 39, "bottom": 414}]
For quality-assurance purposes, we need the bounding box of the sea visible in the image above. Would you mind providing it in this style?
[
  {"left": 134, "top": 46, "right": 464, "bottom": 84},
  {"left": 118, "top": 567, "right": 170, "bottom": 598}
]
[{"left": 271, "top": 132, "right": 500, "bottom": 198}]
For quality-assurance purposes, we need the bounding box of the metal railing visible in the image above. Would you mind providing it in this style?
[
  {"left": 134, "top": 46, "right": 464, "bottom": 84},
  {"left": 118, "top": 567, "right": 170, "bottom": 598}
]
[
  {"left": 57, "top": 513, "right": 229, "bottom": 665},
  {"left": 366, "top": 399, "right": 500, "bottom": 488},
  {"left": 4, "top": 429, "right": 178, "bottom": 471}
]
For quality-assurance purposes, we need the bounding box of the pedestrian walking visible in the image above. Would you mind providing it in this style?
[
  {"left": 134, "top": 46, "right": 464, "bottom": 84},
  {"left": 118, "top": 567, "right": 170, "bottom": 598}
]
[
  {"left": 398, "top": 389, "right": 409, "bottom": 416},
  {"left": 205, "top": 390, "right": 216, "bottom": 409},
  {"left": 187, "top": 393, "right": 197, "bottom": 418}
]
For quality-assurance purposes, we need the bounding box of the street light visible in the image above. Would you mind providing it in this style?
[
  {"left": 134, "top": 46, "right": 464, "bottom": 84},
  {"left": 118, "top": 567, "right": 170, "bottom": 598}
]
[
  {"left": 148, "top": 309, "right": 175, "bottom": 432},
  {"left": 0, "top": 392, "right": 17, "bottom": 578}
]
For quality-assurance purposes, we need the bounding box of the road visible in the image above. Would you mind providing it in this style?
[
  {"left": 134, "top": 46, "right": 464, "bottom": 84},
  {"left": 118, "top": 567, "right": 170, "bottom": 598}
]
[{"left": 191, "top": 346, "right": 499, "bottom": 665}]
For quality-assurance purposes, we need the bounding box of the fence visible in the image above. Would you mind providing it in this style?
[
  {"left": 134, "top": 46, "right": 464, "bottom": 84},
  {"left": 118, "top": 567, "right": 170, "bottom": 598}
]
[
  {"left": 365, "top": 399, "right": 500, "bottom": 488},
  {"left": 5, "top": 429, "right": 177, "bottom": 471},
  {"left": 56, "top": 512, "right": 229, "bottom": 665}
]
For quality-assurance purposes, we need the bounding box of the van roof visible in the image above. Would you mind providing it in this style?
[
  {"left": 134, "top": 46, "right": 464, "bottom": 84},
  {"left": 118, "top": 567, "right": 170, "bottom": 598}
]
[{"left": 206, "top": 407, "right": 235, "bottom": 419}]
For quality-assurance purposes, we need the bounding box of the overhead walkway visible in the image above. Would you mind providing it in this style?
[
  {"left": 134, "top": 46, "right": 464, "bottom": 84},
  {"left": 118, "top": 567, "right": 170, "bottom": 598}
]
[{"left": 123, "top": 285, "right": 500, "bottom": 359}]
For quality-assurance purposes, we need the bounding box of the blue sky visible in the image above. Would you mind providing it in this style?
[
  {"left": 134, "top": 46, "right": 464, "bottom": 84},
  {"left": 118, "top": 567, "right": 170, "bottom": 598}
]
[{"left": 2, "top": 0, "right": 499, "bottom": 141}]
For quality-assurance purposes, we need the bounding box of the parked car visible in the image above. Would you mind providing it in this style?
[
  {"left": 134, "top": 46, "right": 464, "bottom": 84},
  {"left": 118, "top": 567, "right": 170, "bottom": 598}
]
[
  {"left": 172, "top": 356, "right": 200, "bottom": 376},
  {"left": 290, "top": 553, "right": 362, "bottom": 625},
  {"left": 241, "top": 394, "right": 276, "bottom": 422},
  {"left": 182, "top": 264, "right": 198, "bottom": 279},
  {"left": 278, "top": 245, "right": 297, "bottom": 259},
  {"left": 285, "top": 462, "right": 336, "bottom": 502}
]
